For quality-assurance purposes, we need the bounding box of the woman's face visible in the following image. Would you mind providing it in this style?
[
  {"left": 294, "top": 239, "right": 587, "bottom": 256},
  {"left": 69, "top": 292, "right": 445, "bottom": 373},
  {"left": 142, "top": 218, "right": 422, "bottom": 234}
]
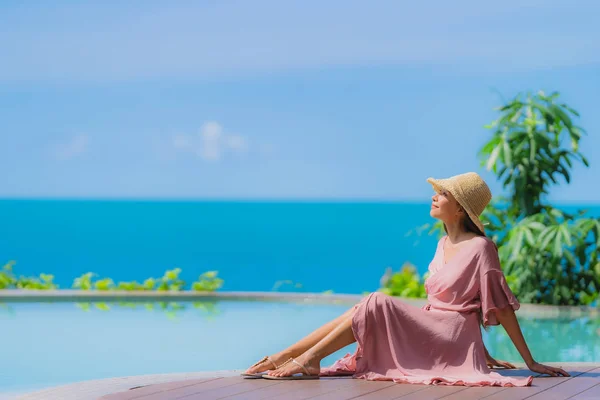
[{"left": 430, "top": 187, "right": 463, "bottom": 223}]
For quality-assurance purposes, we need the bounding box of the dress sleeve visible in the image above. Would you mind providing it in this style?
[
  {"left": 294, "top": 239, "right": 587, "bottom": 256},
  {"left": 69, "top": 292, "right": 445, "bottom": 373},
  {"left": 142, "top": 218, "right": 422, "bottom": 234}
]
[{"left": 478, "top": 240, "right": 520, "bottom": 326}]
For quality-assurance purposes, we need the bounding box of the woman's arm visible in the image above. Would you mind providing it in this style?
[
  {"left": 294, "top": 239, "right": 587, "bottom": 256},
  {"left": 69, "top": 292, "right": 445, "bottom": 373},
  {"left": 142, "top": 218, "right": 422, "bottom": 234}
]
[{"left": 495, "top": 306, "right": 570, "bottom": 377}]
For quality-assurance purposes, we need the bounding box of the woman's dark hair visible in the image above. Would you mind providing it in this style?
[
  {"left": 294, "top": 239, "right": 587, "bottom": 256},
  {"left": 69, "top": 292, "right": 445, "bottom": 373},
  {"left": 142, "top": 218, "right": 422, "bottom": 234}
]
[{"left": 442, "top": 204, "right": 492, "bottom": 331}]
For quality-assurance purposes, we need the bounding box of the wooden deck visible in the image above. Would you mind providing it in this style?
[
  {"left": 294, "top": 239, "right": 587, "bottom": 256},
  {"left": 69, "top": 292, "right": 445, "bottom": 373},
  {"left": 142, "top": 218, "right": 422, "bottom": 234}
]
[{"left": 99, "top": 364, "right": 600, "bottom": 400}]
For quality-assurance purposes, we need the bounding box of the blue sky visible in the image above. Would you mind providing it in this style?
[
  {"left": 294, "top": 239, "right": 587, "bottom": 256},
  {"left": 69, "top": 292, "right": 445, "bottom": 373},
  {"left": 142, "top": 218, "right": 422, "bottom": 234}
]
[{"left": 1, "top": 0, "right": 599, "bottom": 203}]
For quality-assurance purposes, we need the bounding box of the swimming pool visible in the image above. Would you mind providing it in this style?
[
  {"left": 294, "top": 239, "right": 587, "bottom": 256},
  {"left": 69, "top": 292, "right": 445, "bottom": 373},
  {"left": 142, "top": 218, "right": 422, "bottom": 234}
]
[{"left": 1, "top": 299, "right": 599, "bottom": 395}]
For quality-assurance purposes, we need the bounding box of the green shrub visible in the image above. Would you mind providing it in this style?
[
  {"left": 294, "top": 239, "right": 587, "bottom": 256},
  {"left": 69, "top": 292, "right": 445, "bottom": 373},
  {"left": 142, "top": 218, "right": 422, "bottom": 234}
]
[
  {"left": 1, "top": 261, "right": 58, "bottom": 290},
  {"left": 0, "top": 261, "right": 17, "bottom": 289},
  {"left": 72, "top": 272, "right": 95, "bottom": 290},
  {"left": 3, "top": 263, "right": 223, "bottom": 293},
  {"left": 117, "top": 278, "right": 156, "bottom": 291},
  {"left": 16, "top": 273, "right": 57, "bottom": 290},
  {"left": 192, "top": 271, "right": 224, "bottom": 292},
  {"left": 156, "top": 268, "right": 185, "bottom": 291},
  {"left": 70, "top": 268, "right": 219, "bottom": 292},
  {"left": 94, "top": 278, "right": 115, "bottom": 291},
  {"left": 379, "top": 263, "right": 428, "bottom": 298}
]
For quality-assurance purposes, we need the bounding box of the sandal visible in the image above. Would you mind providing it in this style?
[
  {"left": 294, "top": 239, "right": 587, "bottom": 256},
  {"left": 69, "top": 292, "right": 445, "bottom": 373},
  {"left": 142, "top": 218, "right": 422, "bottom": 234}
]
[
  {"left": 241, "top": 356, "right": 281, "bottom": 378},
  {"left": 262, "top": 357, "right": 320, "bottom": 380}
]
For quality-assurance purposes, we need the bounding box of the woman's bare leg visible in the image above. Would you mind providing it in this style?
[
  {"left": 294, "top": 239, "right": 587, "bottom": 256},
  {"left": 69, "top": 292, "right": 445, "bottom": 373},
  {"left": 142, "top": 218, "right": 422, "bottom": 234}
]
[
  {"left": 267, "top": 314, "right": 356, "bottom": 377},
  {"left": 245, "top": 306, "right": 355, "bottom": 374}
]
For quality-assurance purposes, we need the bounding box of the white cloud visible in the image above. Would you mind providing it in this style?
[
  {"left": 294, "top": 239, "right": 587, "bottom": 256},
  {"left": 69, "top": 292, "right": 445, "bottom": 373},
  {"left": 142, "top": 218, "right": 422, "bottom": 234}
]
[
  {"left": 173, "top": 121, "right": 249, "bottom": 162},
  {"left": 225, "top": 135, "right": 248, "bottom": 152},
  {"left": 53, "top": 134, "right": 89, "bottom": 160}
]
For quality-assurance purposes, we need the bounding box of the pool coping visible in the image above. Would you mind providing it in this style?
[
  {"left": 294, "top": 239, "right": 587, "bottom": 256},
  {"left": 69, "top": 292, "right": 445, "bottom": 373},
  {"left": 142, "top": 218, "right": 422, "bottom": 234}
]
[{"left": 0, "top": 290, "right": 597, "bottom": 318}]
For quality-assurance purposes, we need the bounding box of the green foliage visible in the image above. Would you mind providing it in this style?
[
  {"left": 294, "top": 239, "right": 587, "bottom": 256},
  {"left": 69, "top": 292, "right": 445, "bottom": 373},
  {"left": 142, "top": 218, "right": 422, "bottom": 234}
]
[
  {"left": 0, "top": 261, "right": 17, "bottom": 289},
  {"left": 0, "top": 261, "right": 58, "bottom": 290},
  {"left": 192, "top": 271, "right": 224, "bottom": 292},
  {"left": 379, "top": 263, "right": 428, "bottom": 298},
  {"left": 156, "top": 268, "right": 185, "bottom": 291},
  {"left": 117, "top": 278, "right": 156, "bottom": 291},
  {"left": 3, "top": 263, "right": 222, "bottom": 293},
  {"left": 499, "top": 208, "right": 600, "bottom": 305},
  {"left": 0, "top": 267, "right": 223, "bottom": 293},
  {"left": 94, "top": 278, "right": 115, "bottom": 291},
  {"left": 72, "top": 272, "right": 96, "bottom": 290},
  {"left": 480, "top": 92, "right": 599, "bottom": 306},
  {"left": 16, "top": 273, "right": 58, "bottom": 290},
  {"left": 480, "top": 90, "right": 588, "bottom": 217}
]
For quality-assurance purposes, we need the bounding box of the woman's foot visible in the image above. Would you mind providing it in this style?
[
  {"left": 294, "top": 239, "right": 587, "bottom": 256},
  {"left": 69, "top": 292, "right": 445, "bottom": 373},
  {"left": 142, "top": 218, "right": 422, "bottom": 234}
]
[
  {"left": 245, "top": 352, "right": 292, "bottom": 375},
  {"left": 266, "top": 353, "right": 321, "bottom": 378}
]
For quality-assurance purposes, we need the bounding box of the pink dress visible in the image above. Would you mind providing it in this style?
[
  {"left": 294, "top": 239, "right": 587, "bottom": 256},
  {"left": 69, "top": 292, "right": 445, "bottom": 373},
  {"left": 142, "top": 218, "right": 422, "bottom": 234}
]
[{"left": 321, "top": 235, "right": 533, "bottom": 387}]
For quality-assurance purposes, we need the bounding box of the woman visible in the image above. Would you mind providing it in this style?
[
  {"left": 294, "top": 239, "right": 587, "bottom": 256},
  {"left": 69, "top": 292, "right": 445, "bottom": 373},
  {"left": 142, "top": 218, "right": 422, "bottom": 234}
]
[{"left": 243, "top": 172, "right": 569, "bottom": 386}]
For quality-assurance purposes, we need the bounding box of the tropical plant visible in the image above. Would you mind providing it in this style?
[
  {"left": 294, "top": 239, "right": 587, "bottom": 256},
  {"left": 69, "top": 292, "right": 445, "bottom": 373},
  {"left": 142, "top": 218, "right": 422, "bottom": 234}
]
[
  {"left": 379, "top": 263, "right": 428, "bottom": 298},
  {"left": 0, "top": 261, "right": 58, "bottom": 290},
  {"left": 480, "top": 90, "right": 588, "bottom": 217},
  {"left": 72, "top": 272, "right": 96, "bottom": 290},
  {"left": 2, "top": 264, "right": 224, "bottom": 293},
  {"left": 15, "top": 273, "right": 58, "bottom": 290},
  {"left": 478, "top": 91, "right": 599, "bottom": 306},
  {"left": 499, "top": 208, "right": 600, "bottom": 305},
  {"left": 192, "top": 271, "right": 224, "bottom": 292},
  {"left": 156, "top": 268, "right": 185, "bottom": 291},
  {"left": 117, "top": 278, "right": 156, "bottom": 291},
  {"left": 0, "top": 261, "right": 17, "bottom": 289}
]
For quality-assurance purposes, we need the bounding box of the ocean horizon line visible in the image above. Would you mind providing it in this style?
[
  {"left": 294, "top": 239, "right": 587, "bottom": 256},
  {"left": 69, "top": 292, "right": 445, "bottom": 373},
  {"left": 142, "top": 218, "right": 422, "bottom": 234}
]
[{"left": 1, "top": 196, "right": 599, "bottom": 207}]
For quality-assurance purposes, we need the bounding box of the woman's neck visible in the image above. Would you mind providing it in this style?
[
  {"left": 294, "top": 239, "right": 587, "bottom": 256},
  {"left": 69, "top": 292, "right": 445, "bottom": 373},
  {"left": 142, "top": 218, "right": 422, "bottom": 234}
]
[{"left": 444, "top": 221, "right": 471, "bottom": 244}]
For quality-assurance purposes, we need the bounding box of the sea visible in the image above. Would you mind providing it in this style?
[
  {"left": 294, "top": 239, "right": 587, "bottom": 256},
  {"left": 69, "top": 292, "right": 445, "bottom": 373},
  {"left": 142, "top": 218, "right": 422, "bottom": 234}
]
[{"left": 1, "top": 199, "right": 599, "bottom": 294}]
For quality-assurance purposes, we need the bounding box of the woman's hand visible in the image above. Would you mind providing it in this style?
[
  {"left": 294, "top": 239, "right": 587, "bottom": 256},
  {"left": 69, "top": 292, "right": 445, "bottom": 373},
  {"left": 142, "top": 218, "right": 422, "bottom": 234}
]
[
  {"left": 527, "top": 361, "right": 570, "bottom": 377},
  {"left": 483, "top": 342, "right": 515, "bottom": 369},
  {"left": 486, "top": 356, "right": 516, "bottom": 369}
]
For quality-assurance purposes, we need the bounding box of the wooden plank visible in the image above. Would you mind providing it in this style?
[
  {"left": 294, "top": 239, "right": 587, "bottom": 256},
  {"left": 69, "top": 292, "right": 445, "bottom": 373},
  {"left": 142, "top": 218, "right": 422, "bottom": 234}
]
[
  {"left": 175, "top": 379, "right": 282, "bottom": 399},
  {"left": 216, "top": 379, "right": 287, "bottom": 400},
  {"left": 526, "top": 367, "right": 600, "bottom": 400},
  {"left": 571, "top": 383, "right": 600, "bottom": 400},
  {"left": 307, "top": 380, "right": 396, "bottom": 400},
  {"left": 219, "top": 377, "right": 358, "bottom": 400},
  {"left": 96, "top": 364, "right": 600, "bottom": 400},
  {"left": 122, "top": 377, "right": 250, "bottom": 400},
  {"left": 272, "top": 378, "right": 374, "bottom": 400},
  {"left": 483, "top": 365, "right": 598, "bottom": 400},
  {"left": 395, "top": 385, "right": 468, "bottom": 399},
  {"left": 435, "top": 386, "right": 506, "bottom": 399},
  {"left": 99, "top": 378, "right": 219, "bottom": 400},
  {"left": 352, "top": 382, "right": 429, "bottom": 399}
]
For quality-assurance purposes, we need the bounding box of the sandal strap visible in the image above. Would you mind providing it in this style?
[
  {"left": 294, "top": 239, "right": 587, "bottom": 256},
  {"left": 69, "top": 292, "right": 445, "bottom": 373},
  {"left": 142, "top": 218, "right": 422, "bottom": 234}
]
[
  {"left": 291, "top": 358, "right": 312, "bottom": 376},
  {"left": 250, "top": 356, "right": 278, "bottom": 370},
  {"left": 250, "top": 356, "right": 267, "bottom": 368},
  {"left": 266, "top": 356, "right": 280, "bottom": 369}
]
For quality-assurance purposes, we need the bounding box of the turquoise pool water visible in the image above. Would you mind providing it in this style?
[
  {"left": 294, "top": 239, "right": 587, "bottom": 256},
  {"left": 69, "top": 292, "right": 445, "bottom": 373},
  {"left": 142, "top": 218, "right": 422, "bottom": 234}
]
[{"left": 1, "top": 300, "right": 599, "bottom": 394}]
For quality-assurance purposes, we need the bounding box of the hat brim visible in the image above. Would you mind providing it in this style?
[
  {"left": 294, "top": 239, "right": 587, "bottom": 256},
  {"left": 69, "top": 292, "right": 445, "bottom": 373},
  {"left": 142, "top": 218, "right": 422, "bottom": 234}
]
[{"left": 427, "top": 177, "right": 486, "bottom": 234}]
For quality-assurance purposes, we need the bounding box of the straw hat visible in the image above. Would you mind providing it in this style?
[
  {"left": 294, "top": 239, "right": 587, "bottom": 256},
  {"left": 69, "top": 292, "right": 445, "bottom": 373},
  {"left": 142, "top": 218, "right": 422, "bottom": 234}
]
[{"left": 426, "top": 172, "right": 492, "bottom": 233}]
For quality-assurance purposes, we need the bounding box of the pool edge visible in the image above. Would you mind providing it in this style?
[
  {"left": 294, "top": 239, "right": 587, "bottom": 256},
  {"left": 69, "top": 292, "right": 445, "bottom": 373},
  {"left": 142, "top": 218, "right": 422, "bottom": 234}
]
[{"left": 1, "top": 290, "right": 597, "bottom": 318}]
